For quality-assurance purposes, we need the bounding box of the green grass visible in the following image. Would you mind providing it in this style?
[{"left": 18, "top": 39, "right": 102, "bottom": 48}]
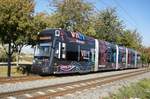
[
  {"left": 0, "top": 66, "right": 26, "bottom": 77},
  {"left": 106, "top": 79, "right": 150, "bottom": 99},
  {"left": 0, "top": 48, "right": 33, "bottom": 77},
  {"left": 0, "top": 53, "right": 33, "bottom": 77}
]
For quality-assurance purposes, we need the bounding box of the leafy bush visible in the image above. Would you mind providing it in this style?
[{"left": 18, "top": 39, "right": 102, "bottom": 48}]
[{"left": 17, "top": 64, "right": 32, "bottom": 75}]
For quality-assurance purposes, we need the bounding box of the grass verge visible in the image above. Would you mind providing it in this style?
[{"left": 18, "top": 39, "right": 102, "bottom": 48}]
[
  {"left": 106, "top": 79, "right": 150, "bottom": 99},
  {"left": 0, "top": 66, "right": 26, "bottom": 77}
]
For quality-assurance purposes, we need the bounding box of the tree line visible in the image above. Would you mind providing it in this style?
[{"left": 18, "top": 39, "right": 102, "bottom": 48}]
[{"left": 0, "top": 0, "right": 149, "bottom": 77}]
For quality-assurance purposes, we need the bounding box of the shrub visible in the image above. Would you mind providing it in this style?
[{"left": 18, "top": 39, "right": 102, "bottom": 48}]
[{"left": 17, "top": 64, "right": 32, "bottom": 75}]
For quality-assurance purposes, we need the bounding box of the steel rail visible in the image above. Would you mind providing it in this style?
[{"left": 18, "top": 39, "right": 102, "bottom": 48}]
[
  {"left": 0, "top": 76, "right": 55, "bottom": 84},
  {"left": 0, "top": 68, "right": 148, "bottom": 98},
  {"left": 34, "top": 70, "right": 148, "bottom": 99}
]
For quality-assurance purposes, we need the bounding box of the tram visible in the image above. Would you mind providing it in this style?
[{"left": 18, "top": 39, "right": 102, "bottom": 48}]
[{"left": 31, "top": 29, "right": 141, "bottom": 74}]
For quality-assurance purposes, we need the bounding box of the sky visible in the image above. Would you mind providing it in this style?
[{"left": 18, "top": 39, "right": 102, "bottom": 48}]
[{"left": 34, "top": 0, "right": 150, "bottom": 47}]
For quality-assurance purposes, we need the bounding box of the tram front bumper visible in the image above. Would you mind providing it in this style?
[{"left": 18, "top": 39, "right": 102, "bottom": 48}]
[{"left": 31, "top": 64, "right": 53, "bottom": 74}]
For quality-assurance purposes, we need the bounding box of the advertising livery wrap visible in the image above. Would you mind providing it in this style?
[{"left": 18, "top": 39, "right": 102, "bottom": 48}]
[{"left": 31, "top": 29, "right": 141, "bottom": 75}]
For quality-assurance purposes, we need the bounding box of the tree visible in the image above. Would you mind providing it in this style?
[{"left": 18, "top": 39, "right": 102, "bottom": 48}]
[
  {"left": 94, "top": 8, "right": 124, "bottom": 44},
  {"left": 140, "top": 47, "right": 150, "bottom": 67},
  {"left": 15, "top": 12, "right": 48, "bottom": 67},
  {"left": 49, "top": 0, "right": 95, "bottom": 35},
  {"left": 0, "top": 0, "right": 46, "bottom": 77},
  {"left": 121, "top": 29, "right": 142, "bottom": 50}
]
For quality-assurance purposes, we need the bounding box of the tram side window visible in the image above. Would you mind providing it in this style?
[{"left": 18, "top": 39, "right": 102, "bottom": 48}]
[
  {"left": 112, "top": 49, "right": 116, "bottom": 63},
  {"left": 131, "top": 53, "right": 135, "bottom": 64},
  {"left": 90, "top": 49, "right": 95, "bottom": 62},
  {"left": 106, "top": 49, "right": 112, "bottom": 62},
  {"left": 107, "top": 47, "right": 116, "bottom": 63},
  {"left": 128, "top": 53, "right": 131, "bottom": 64},
  {"left": 122, "top": 52, "right": 126, "bottom": 63},
  {"left": 66, "top": 43, "right": 78, "bottom": 61},
  {"left": 118, "top": 50, "right": 123, "bottom": 63},
  {"left": 137, "top": 55, "right": 141, "bottom": 64}
]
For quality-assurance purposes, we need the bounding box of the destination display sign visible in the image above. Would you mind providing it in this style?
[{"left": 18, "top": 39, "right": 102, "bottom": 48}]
[{"left": 39, "top": 36, "right": 51, "bottom": 40}]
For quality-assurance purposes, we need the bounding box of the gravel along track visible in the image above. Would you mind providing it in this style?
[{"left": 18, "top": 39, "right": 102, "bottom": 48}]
[
  {"left": 0, "top": 68, "right": 149, "bottom": 99},
  {"left": 0, "top": 68, "right": 145, "bottom": 93},
  {"left": 0, "top": 76, "right": 55, "bottom": 84}
]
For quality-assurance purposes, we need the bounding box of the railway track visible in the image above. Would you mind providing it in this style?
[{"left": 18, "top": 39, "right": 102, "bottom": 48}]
[
  {"left": 0, "top": 75, "right": 55, "bottom": 84},
  {"left": 0, "top": 69, "right": 149, "bottom": 99}
]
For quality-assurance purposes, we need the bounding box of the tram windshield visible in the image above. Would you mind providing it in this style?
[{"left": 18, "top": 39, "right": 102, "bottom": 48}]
[{"left": 34, "top": 43, "right": 52, "bottom": 57}]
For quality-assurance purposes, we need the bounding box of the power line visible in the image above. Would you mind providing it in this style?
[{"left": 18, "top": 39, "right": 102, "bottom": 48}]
[
  {"left": 89, "top": 0, "right": 141, "bottom": 32},
  {"left": 112, "top": 0, "right": 139, "bottom": 28},
  {"left": 97, "top": 0, "right": 139, "bottom": 30}
]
